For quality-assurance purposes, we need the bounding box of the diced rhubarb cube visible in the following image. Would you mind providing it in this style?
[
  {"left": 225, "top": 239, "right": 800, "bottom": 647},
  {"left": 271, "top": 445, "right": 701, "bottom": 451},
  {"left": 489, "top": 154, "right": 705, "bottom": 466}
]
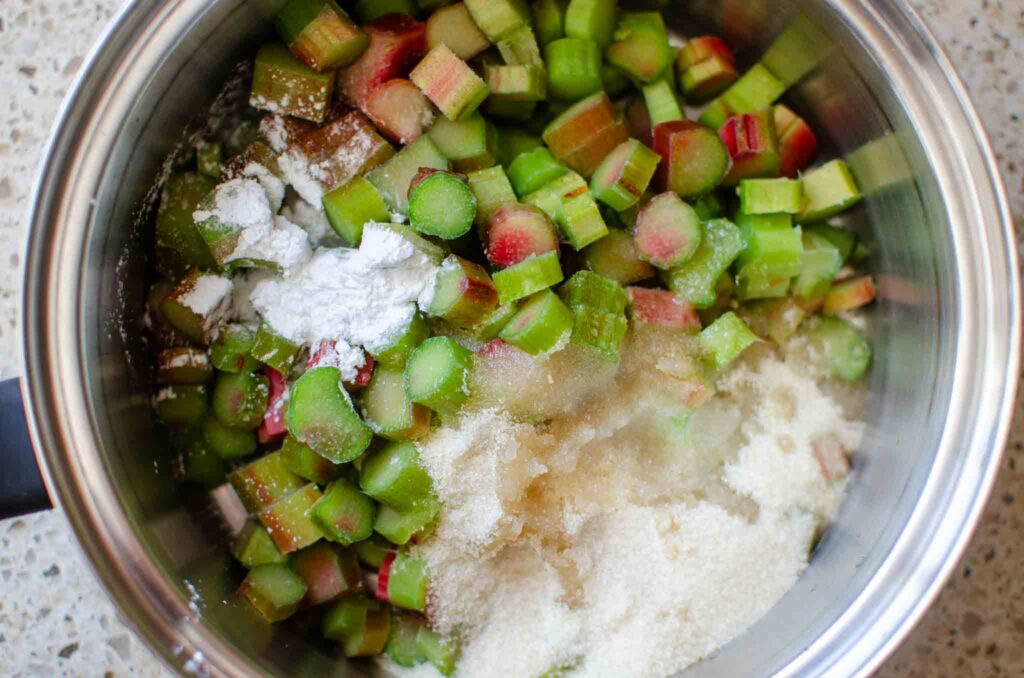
[
  {"left": 627, "top": 287, "right": 701, "bottom": 331},
  {"left": 485, "top": 203, "right": 560, "bottom": 267},
  {"left": 562, "top": 117, "right": 630, "bottom": 178},
  {"left": 428, "top": 255, "right": 500, "bottom": 327},
  {"left": 287, "top": 110, "right": 396, "bottom": 196},
  {"left": 718, "top": 110, "right": 781, "bottom": 185},
  {"left": 633, "top": 192, "right": 702, "bottom": 269},
  {"left": 625, "top": 97, "right": 652, "bottom": 147},
  {"left": 291, "top": 542, "right": 363, "bottom": 607},
  {"left": 676, "top": 36, "right": 738, "bottom": 102},
  {"left": 339, "top": 14, "right": 427, "bottom": 109},
  {"left": 257, "top": 367, "right": 289, "bottom": 445},
  {"left": 410, "top": 44, "right": 491, "bottom": 121},
  {"left": 542, "top": 92, "right": 618, "bottom": 165},
  {"left": 365, "top": 78, "right": 436, "bottom": 144},
  {"left": 251, "top": 43, "right": 336, "bottom": 123},
  {"left": 651, "top": 120, "right": 731, "bottom": 198},
  {"left": 774, "top": 104, "right": 818, "bottom": 178},
  {"left": 823, "top": 276, "right": 877, "bottom": 315},
  {"left": 426, "top": 2, "right": 491, "bottom": 60},
  {"left": 276, "top": 0, "right": 369, "bottom": 72}
]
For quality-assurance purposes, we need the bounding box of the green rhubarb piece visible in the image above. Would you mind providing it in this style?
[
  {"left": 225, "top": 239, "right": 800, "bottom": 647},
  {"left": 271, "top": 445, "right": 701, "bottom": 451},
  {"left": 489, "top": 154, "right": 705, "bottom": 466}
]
[
  {"left": 738, "top": 177, "right": 804, "bottom": 215},
  {"left": 360, "top": 441, "right": 435, "bottom": 513},
  {"left": 720, "top": 63, "right": 786, "bottom": 116},
  {"left": 276, "top": 0, "right": 368, "bottom": 72},
  {"left": 156, "top": 173, "right": 218, "bottom": 271},
  {"left": 428, "top": 114, "right": 498, "bottom": 173},
  {"left": 210, "top": 325, "right": 261, "bottom": 374},
  {"left": 534, "top": 0, "right": 568, "bottom": 46},
  {"left": 641, "top": 79, "right": 684, "bottom": 126},
  {"left": 212, "top": 370, "right": 269, "bottom": 430},
  {"left": 157, "top": 347, "right": 214, "bottom": 385},
  {"left": 583, "top": 229, "right": 653, "bottom": 285},
  {"left": 472, "top": 303, "right": 518, "bottom": 341},
  {"left": 182, "top": 439, "right": 226, "bottom": 487},
  {"left": 493, "top": 251, "right": 565, "bottom": 304},
  {"left": 411, "top": 44, "right": 490, "bottom": 121},
  {"left": 354, "top": 534, "right": 396, "bottom": 568},
  {"left": 426, "top": 3, "right": 491, "bottom": 62},
  {"left": 228, "top": 450, "right": 305, "bottom": 513},
  {"left": 499, "top": 289, "right": 575, "bottom": 354},
  {"left": 508, "top": 148, "right": 568, "bottom": 196},
  {"left": 404, "top": 336, "right": 473, "bottom": 414},
  {"left": 761, "top": 14, "right": 833, "bottom": 88},
  {"left": 522, "top": 170, "right": 588, "bottom": 222},
  {"left": 250, "top": 42, "right": 335, "bottom": 123},
  {"left": 323, "top": 596, "right": 391, "bottom": 657},
  {"left": 374, "top": 502, "right": 440, "bottom": 545},
  {"left": 544, "top": 38, "right": 603, "bottom": 101},
  {"left": 660, "top": 120, "right": 731, "bottom": 199},
  {"left": 258, "top": 484, "right": 325, "bottom": 553},
  {"left": 739, "top": 298, "right": 807, "bottom": 346},
  {"left": 486, "top": 64, "right": 547, "bottom": 103},
  {"left": 250, "top": 323, "right": 302, "bottom": 374},
  {"left": 698, "top": 98, "right": 734, "bottom": 130},
  {"left": 805, "top": 223, "right": 857, "bottom": 263},
  {"left": 590, "top": 139, "right": 660, "bottom": 211},
  {"left": 495, "top": 127, "right": 543, "bottom": 166},
  {"left": 312, "top": 478, "right": 378, "bottom": 545},
  {"left": 362, "top": 366, "right": 432, "bottom": 440},
  {"left": 291, "top": 542, "right": 364, "bottom": 607},
  {"left": 387, "top": 614, "right": 429, "bottom": 667},
  {"left": 735, "top": 213, "right": 804, "bottom": 275},
  {"left": 281, "top": 434, "right": 345, "bottom": 484},
  {"left": 560, "top": 270, "right": 627, "bottom": 313},
  {"left": 355, "top": 0, "right": 416, "bottom": 22},
  {"left": 239, "top": 563, "right": 308, "bottom": 622},
  {"left": 699, "top": 311, "right": 759, "bottom": 372},
  {"left": 409, "top": 173, "right": 478, "bottom": 240},
  {"left": 464, "top": 0, "right": 530, "bottom": 41},
  {"left": 384, "top": 223, "right": 449, "bottom": 264},
  {"left": 809, "top": 316, "right": 872, "bottom": 382},
  {"left": 466, "top": 166, "right": 517, "bottom": 225},
  {"left": 793, "top": 231, "right": 843, "bottom": 300},
  {"left": 633, "top": 192, "right": 703, "bottom": 270},
  {"left": 496, "top": 26, "right": 544, "bottom": 66},
  {"left": 662, "top": 218, "right": 745, "bottom": 308},
  {"left": 387, "top": 554, "right": 429, "bottom": 612},
  {"left": 161, "top": 269, "right": 232, "bottom": 345},
  {"left": 288, "top": 366, "right": 373, "bottom": 464},
  {"left": 571, "top": 306, "right": 628, "bottom": 361},
  {"left": 796, "top": 159, "right": 862, "bottom": 222},
  {"left": 823, "top": 276, "right": 877, "bottom": 315},
  {"left": 367, "top": 136, "right": 450, "bottom": 213},
  {"left": 417, "top": 627, "right": 459, "bottom": 676},
  {"left": 232, "top": 519, "right": 288, "bottom": 568},
  {"left": 693, "top": 192, "right": 725, "bottom": 221},
  {"left": 606, "top": 12, "right": 673, "bottom": 84},
  {"left": 322, "top": 176, "right": 390, "bottom": 247},
  {"left": 196, "top": 142, "right": 223, "bottom": 179},
  {"left": 428, "top": 254, "right": 500, "bottom": 326},
  {"left": 203, "top": 415, "right": 258, "bottom": 460},
  {"left": 564, "top": 0, "right": 616, "bottom": 47},
  {"left": 558, "top": 193, "right": 609, "bottom": 250},
  {"left": 372, "top": 313, "right": 431, "bottom": 369}
]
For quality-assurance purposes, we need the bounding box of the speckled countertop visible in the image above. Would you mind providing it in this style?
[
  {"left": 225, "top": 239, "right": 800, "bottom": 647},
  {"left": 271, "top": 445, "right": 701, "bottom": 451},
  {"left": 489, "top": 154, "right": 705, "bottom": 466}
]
[{"left": 0, "top": 0, "right": 1021, "bottom": 676}]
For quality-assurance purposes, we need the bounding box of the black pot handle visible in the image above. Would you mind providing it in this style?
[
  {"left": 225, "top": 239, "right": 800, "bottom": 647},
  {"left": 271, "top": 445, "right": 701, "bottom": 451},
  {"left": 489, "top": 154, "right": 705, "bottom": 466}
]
[{"left": 0, "top": 378, "right": 52, "bottom": 518}]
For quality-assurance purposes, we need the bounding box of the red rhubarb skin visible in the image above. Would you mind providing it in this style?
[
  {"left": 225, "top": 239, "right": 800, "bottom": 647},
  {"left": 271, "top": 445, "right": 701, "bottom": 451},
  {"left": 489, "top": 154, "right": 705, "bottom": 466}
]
[
  {"left": 376, "top": 551, "right": 396, "bottom": 602},
  {"left": 627, "top": 287, "right": 702, "bottom": 331},
  {"left": 339, "top": 15, "right": 427, "bottom": 110},
  {"left": 774, "top": 106, "right": 819, "bottom": 178},
  {"left": 719, "top": 113, "right": 780, "bottom": 183},
  {"left": 289, "top": 110, "right": 395, "bottom": 191},
  {"left": 365, "top": 78, "right": 435, "bottom": 144},
  {"left": 257, "top": 367, "right": 289, "bottom": 445},
  {"left": 678, "top": 36, "right": 736, "bottom": 69},
  {"left": 476, "top": 339, "right": 517, "bottom": 358},
  {"left": 294, "top": 549, "right": 345, "bottom": 607},
  {"left": 824, "top": 277, "right": 877, "bottom": 315},
  {"left": 633, "top": 194, "right": 699, "bottom": 269},
  {"left": 308, "top": 340, "right": 375, "bottom": 390},
  {"left": 625, "top": 98, "right": 653, "bottom": 147},
  {"left": 486, "top": 204, "right": 560, "bottom": 268}
]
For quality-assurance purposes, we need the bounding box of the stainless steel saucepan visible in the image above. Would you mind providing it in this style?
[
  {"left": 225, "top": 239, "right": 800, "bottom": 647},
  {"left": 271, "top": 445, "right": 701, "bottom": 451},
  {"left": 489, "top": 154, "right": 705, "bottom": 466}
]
[{"left": 0, "top": 0, "right": 1018, "bottom": 675}]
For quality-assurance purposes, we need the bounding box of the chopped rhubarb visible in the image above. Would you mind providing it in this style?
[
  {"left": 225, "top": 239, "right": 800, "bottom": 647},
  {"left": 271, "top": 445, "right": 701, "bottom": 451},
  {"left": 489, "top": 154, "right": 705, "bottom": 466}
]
[
  {"left": 493, "top": 250, "right": 565, "bottom": 304},
  {"left": 557, "top": 193, "right": 609, "bottom": 250},
  {"left": 366, "top": 135, "right": 450, "bottom": 212},
  {"left": 719, "top": 63, "right": 786, "bottom": 118},
  {"left": 377, "top": 551, "right": 397, "bottom": 602},
  {"left": 676, "top": 36, "right": 738, "bottom": 102},
  {"left": 699, "top": 311, "right": 758, "bottom": 372},
  {"left": 427, "top": 114, "right": 498, "bottom": 172},
  {"left": 652, "top": 120, "right": 730, "bottom": 198},
  {"left": 633, "top": 192, "right": 703, "bottom": 269},
  {"left": 322, "top": 596, "right": 391, "bottom": 657},
  {"left": 467, "top": 165, "right": 517, "bottom": 225},
  {"left": 627, "top": 287, "right": 701, "bottom": 331},
  {"left": 545, "top": 38, "right": 604, "bottom": 101},
  {"left": 797, "top": 159, "right": 863, "bottom": 223},
  {"left": 499, "top": 289, "right": 575, "bottom": 354},
  {"left": 258, "top": 484, "right": 326, "bottom": 554},
  {"left": 240, "top": 564, "right": 308, "bottom": 622},
  {"left": 405, "top": 337, "right": 475, "bottom": 414},
  {"left": 428, "top": 254, "right": 500, "bottom": 326},
  {"left": 275, "top": 0, "right": 368, "bottom": 72},
  {"left": 251, "top": 42, "right": 336, "bottom": 123},
  {"left": 288, "top": 110, "right": 396, "bottom": 194},
  {"left": 410, "top": 44, "right": 491, "bottom": 121},
  {"left": 564, "top": 0, "right": 617, "bottom": 47},
  {"left": 641, "top": 79, "right": 684, "bottom": 127},
  {"left": 542, "top": 92, "right": 617, "bottom": 165},
  {"left": 486, "top": 64, "right": 547, "bottom": 102},
  {"left": 338, "top": 14, "right": 427, "bottom": 109},
  {"left": 157, "top": 348, "right": 213, "bottom": 385},
  {"left": 775, "top": 104, "right": 818, "bottom": 178},
  {"left": 625, "top": 97, "right": 652, "bottom": 146},
  {"left": 291, "top": 542, "right": 363, "bottom": 607},
  {"left": 485, "top": 203, "right": 560, "bottom": 267},
  {"left": 365, "top": 79, "right": 435, "bottom": 144},
  {"left": 661, "top": 218, "right": 745, "bottom": 308},
  {"left": 823, "top": 276, "right": 877, "bottom": 315},
  {"left": 738, "top": 177, "right": 804, "bottom": 215},
  {"left": 496, "top": 25, "right": 545, "bottom": 66},
  {"left": 718, "top": 110, "right": 781, "bottom": 185},
  {"left": 570, "top": 305, "right": 629, "bottom": 362},
  {"left": 809, "top": 316, "right": 872, "bottom": 382},
  {"left": 409, "top": 172, "right": 478, "bottom": 239},
  {"left": 362, "top": 365, "right": 432, "bottom": 440},
  {"left": 561, "top": 270, "right": 627, "bottom": 313},
  {"left": 606, "top": 12, "right": 673, "bottom": 84},
  {"left": 345, "top": 353, "right": 375, "bottom": 391},
  {"left": 464, "top": 0, "right": 531, "bottom": 42},
  {"left": 590, "top": 139, "right": 661, "bottom": 211},
  {"left": 426, "top": 2, "right": 491, "bottom": 60},
  {"left": 288, "top": 366, "right": 373, "bottom": 463},
  {"left": 257, "top": 367, "right": 289, "bottom": 445},
  {"left": 228, "top": 451, "right": 305, "bottom": 513},
  {"left": 584, "top": 228, "right": 654, "bottom": 285}
]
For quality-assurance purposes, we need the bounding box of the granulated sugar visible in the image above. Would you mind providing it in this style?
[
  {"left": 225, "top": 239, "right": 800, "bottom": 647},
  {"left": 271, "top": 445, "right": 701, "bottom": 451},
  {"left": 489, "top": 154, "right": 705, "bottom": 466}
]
[{"left": 414, "top": 331, "right": 864, "bottom": 678}]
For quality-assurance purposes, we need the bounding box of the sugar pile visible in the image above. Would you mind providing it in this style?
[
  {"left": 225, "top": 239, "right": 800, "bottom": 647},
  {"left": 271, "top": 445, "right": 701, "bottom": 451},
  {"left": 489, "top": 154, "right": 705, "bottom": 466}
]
[{"left": 414, "top": 329, "right": 864, "bottom": 678}]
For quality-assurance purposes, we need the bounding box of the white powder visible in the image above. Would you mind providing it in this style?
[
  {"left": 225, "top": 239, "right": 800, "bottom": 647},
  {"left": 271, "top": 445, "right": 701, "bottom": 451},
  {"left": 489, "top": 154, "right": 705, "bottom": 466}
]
[
  {"left": 415, "top": 339, "right": 864, "bottom": 678},
  {"left": 241, "top": 161, "right": 285, "bottom": 212},
  {"left": 280, "top": 194, "right": 340, "bottom": 247},
  {"left": 249, "top": 223, "right": 440, "bottom": 379},
  {"left": 278, "top": 149, "right": 328, "bottom": 206},
  {"left": 179, "top": 273, "right": 232, "bottom": 318},
  {"left": 258, "top": 114, "right": 292, "bottom": 153}
]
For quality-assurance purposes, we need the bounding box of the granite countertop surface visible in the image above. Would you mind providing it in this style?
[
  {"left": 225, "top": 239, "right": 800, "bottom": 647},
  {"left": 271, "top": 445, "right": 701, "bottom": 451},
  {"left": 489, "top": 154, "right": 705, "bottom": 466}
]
[{"left": 0, "top": 0, "right": 1021, "bottom": 675}]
